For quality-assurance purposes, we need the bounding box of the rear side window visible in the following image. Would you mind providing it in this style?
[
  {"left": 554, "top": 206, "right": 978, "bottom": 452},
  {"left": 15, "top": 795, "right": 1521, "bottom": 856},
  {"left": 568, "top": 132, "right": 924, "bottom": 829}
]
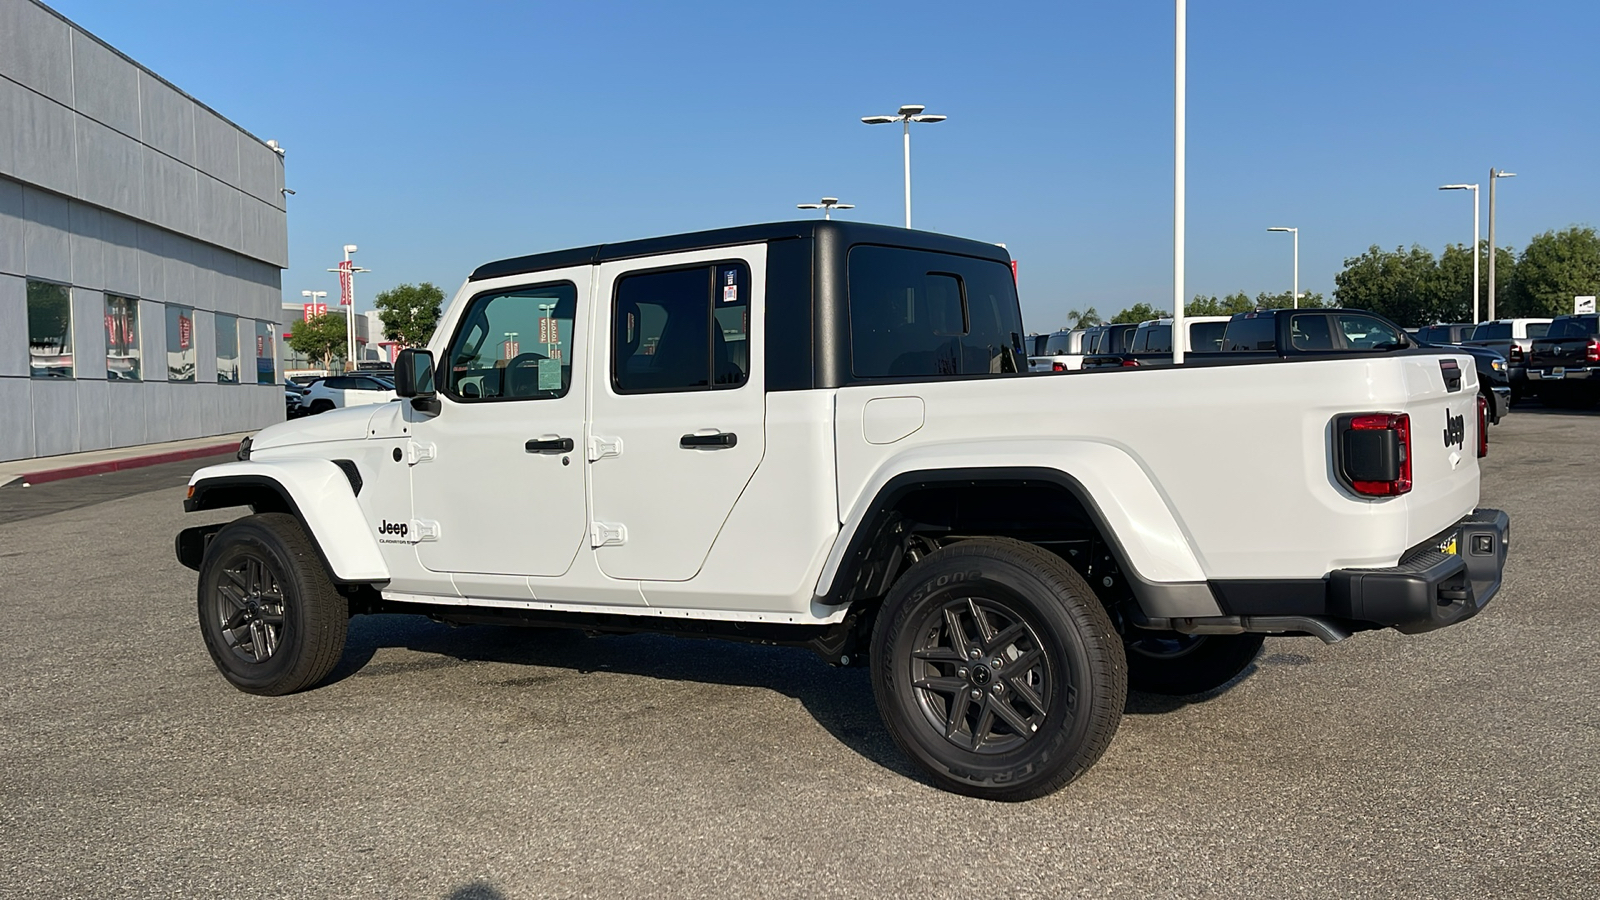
[
  {"left": 613, "top": 262, "right": 750, "bottom": 393},
  {"left": 1223, "top": 316, "right": 1275, "bottom": 351},
  {"left": 1524, "top": 322, "right": 1551, "bottom": 339},
  {"left": 1291, "top": 314, "right": 1335, "bottom": 351},
  {"left": 1191, "top": 321, "right": 1226, "bottom": 352},
  {"left": 1473, "top": 322, "right": 1511, "bottom": 340},
  {"left": 848, "top": 245, "right": 1023, "bottom": 378},
  {"left": 1043, "top": 332, "right": 1072, "bottom": 355},
  {"left": 1138, "top": 324, "right": 1172, "bottom": 354}
]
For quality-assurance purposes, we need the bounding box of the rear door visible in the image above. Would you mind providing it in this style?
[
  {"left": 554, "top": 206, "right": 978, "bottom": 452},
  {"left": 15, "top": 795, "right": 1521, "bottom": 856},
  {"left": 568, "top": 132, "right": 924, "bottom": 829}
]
[{"left": 586, "top": 245, "right": 767, "bottom": 581}]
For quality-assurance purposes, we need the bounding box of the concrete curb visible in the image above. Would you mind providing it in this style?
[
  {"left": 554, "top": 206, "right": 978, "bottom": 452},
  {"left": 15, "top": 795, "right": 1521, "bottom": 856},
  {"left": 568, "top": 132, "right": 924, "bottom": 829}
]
[{"left": 6, "top": 442, "right": 242, "bottom": 488}]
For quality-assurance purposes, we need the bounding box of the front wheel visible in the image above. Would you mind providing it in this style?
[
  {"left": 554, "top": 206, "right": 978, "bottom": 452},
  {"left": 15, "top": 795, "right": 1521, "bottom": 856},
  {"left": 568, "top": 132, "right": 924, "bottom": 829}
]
[
  {"left": 871, "top": 538, "right": 1126, "bottom": 801},
  {"left": 196, "top": 513, "right": 349, "bottom": 696},
  {"left": 1125, "top": 631, "right": 1264, "bottom": 695}
]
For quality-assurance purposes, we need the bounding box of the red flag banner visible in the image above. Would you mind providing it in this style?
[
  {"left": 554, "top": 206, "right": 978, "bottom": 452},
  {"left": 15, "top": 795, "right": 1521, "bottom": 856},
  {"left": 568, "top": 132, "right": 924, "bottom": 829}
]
[{"left": 339, "top": 260, "right": 353, "bottom": 306}]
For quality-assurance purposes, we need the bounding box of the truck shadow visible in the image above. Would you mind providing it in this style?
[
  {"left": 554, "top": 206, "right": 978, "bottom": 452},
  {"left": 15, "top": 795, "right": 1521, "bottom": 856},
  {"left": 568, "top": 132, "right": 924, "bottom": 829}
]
[{"left": 328, "top": 613, "right": 1256, "bottom": 779}]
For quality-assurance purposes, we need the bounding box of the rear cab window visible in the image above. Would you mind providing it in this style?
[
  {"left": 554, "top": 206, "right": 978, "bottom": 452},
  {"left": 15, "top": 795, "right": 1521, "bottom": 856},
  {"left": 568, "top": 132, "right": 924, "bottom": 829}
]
[{"left": 1222, "top": 314, "right": 1275, "bottom": 351}]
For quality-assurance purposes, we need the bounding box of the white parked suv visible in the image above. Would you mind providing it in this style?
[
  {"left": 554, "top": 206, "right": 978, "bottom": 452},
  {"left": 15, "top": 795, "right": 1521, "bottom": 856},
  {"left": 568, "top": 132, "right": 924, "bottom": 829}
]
[
  {"left": 178, "top": 221, "right": 1509, "bottom": 801},
  {"left": 299, "top": 374, "right": 397, "bottom": 414}
]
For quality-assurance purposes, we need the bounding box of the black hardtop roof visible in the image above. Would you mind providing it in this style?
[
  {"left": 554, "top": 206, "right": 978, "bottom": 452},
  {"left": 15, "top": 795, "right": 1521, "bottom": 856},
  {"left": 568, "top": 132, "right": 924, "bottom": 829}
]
[{"left": 469, "top": 220, "right": 1012, "bottom": 282}]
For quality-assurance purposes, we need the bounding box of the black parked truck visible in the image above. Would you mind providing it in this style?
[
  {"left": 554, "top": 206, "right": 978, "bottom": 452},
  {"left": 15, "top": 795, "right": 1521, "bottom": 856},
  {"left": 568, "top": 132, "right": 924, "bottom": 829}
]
[{"left": 1527, "top": 314, "right": 1600, "bottom": 407}]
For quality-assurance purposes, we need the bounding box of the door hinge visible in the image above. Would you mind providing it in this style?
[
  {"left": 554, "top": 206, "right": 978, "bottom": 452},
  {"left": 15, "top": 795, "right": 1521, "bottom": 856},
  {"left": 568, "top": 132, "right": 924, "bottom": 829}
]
[
  {"left": 588, "top": 435, "right": 623, "bottom": 462},
  {"left": 406, "top": 441, "right": 437, "bottom": 465},
  {"left": 589, "top": 522, "right": 627, "bottom": 547},
  {"left": 411, "top": 519, "right": 441, "bottom": 542}
]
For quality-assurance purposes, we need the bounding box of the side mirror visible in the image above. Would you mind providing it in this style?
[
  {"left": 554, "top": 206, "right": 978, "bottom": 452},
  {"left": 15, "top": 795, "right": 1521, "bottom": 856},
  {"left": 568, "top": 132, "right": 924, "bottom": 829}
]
[{"left": 395, "top": 348, "right": 440, "bottom": 414}]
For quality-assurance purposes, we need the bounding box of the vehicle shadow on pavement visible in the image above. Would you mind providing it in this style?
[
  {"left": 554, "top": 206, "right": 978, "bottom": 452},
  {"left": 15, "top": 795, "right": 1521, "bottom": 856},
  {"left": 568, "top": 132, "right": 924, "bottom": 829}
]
[{"left": 328, "top": 613, "right": 925, "bottom": 783}]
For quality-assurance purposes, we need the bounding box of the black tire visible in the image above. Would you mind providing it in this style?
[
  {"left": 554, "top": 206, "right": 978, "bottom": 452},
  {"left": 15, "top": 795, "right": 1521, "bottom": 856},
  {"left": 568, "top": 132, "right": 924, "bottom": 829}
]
[
  {"left": 1124, "top": 631, "right": 1264, "bottom": 695},
  {"left": 307, "top": 399, "right": 334, "bottom": 415},
  {"left": 196, "top": 513, "right": 348, "bottom": 696},
  {"left": 870, "top": 537, "right": 1126, "bottom": 801}
]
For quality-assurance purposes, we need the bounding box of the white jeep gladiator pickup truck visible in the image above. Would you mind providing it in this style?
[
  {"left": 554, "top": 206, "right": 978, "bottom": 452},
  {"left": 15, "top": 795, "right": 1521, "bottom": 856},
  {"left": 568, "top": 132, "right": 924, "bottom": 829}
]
[{"left": 178, "top": 221, "right": 1509, "bottom": 801}]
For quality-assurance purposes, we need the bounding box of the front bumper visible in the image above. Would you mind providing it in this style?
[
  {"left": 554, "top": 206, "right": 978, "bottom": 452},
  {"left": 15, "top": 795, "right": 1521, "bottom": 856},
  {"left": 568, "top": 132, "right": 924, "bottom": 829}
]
[
  {"left": 1326, "top": 508, "right": 1510, "bottom": 633},
  {"left": 1488, "top": 386, "right": 1511, "bottom": 422}
]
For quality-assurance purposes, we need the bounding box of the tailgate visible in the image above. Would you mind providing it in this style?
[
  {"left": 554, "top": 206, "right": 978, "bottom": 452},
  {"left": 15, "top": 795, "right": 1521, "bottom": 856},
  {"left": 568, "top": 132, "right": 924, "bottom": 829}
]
[
  {"left": 1399, "top": 354, "right": 1481, "bottom": 547},
  {"left": 1530, "top": 339, "right": 1588, "bottom": 367}
]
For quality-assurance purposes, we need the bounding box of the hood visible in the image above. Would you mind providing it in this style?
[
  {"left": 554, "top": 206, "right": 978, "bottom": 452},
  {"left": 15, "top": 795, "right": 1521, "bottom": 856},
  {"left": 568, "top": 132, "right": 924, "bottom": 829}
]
[{"left": 250, "top": 405, "right": 379, "bottom": 452}]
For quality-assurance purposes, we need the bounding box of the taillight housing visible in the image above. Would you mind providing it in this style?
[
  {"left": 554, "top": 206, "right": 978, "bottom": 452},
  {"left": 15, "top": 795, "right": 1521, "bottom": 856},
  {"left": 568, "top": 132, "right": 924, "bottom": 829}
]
[
  {"left": 1120, "top": 359, "right": 1141, "bottom": 368},
  {"left": 1509, "top": 345, "right": 1523, "bottom": 362},
  {"left": 1336, "top": 413, "right": 1412, "bottom": 497},
  {"left": 1586, "top": 338, "right": 1600, "bottom": 363},
  {"left": 1052, "top": 361, "right": 1066, "bottom": 372},
  {"left": 1476, "top": 395, "right": 1489, "bottom": 458}
]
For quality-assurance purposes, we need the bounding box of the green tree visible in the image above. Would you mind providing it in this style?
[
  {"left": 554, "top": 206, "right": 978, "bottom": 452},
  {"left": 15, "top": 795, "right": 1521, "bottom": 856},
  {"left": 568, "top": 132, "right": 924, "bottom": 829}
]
[
  {"left": 1064, "top": 306, "right": 1102, "bottom": 329},
  {"left": 287, "top": 312, "right": 347, "bottom": 370},
  {"left": 1254, "top": 289, "right": 1326, "bottom": 310},
  {"left": 1504, "top": 226, "right": 1600, "bottom": 317},
  {"left": 1333, "top": 244, "right": 1440, "bottom": 326},
  {"left": 1110, "top": 302, "right": 1162, "bottom": 324},
  {"left": 373, "top": 282, "right": 446, "bottom": 348}
]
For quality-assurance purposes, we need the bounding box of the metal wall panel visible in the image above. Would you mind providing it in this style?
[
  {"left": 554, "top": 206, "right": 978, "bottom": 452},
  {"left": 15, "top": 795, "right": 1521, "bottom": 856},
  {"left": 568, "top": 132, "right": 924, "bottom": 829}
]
[
  {"left": 69, "top": 29, "right": 140, "bottom": 138},
  {"left": 100, "top": 208, "right": 137, "bottom": 295},
  {"left": 30, "top": 375, "right": 78, "bottom": 456},
  {"left": 193, "top": 307, "right": 214, "bottom": 382},
  {"left": 140, "top": 146, "right": 196, "bottom": 235},
  {"left": 136, "top": 222, "right": 165, "bottom": 299},
  {"left": 69, "top": 285, "right": 105, "bottom": 379},
  {"left": 238, "top": 138, "right": 278, "bottom": 207},
  {"left": 74, "top": 114, "right": 142, "bottom": 218},
  {"left": 0, "top": 176, "right": 21, "bottom": 276},
  {"left": 141, "top": 378, "right": 170, "bottom": 441},
  {"left": 136, "top": 71, "right": 194, "bottom": 166},
  {"left": 106, "top": 381, "right": 146, "bottom": 447},
  {"left": 0, "top": 376, "right": 33, "bottom": 461},
  {"left": 192, "top": 107, "right": 239, "bottom": 186},
  {"left": 67, "top": 201, "right": 102, "bottom": 289},
  {"left": 194, "top": 172, "right": 242, "bottom": 254},
  {"left": 75, "top": 375, "right": 108, "bottom": 450},
  {"left": 8, "top": 82, "right": 77, "bottom": 196},
  {"left": 22, "top": 184, "right": 70, "bottom": 281},
  {"left": 0, "top": 273, "right": 25, "bottom": 376},
  {"left": 0, "top": 0, "right": 73, "bottom": 104}
]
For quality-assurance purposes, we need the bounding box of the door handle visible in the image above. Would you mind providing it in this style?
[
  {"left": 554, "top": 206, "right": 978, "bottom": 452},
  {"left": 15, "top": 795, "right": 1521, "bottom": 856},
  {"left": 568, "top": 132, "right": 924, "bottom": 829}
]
[
  {"left": 525, "top": 437, "right": 575, "bottom": 453},
  {"left": 680, "top": 432, "right": 737, "bottom": 449}
]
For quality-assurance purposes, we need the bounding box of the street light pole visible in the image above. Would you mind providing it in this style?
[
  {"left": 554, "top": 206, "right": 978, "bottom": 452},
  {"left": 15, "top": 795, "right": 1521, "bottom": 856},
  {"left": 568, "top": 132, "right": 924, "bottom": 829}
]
[
  {"left": 1487, "top": 168, "right": 1515, "bottom": 321},
  {"left": 861, "top": 105, "right": 946, "bottom": 229},
  {"left": 796, "top": 197, "right": 855, "bottom": 220},
  {"left": 327, "top": 245, "right": 371, "bottom": 372},
  {"left": 1439, "top": 183, "right": 1481, "bottom": 323},
  {"left": 1267, "top": 227, "right": 1298, "bottom": 309},
  {"left": 1173, "top": 0, "right": 1185, "bottom": 365}
]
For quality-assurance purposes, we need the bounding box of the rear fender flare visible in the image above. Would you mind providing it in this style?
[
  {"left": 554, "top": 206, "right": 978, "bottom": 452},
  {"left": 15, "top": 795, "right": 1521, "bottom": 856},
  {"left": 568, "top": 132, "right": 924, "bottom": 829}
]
[{"left": 184, "top": 459, "right": 389, "bottom": 584}]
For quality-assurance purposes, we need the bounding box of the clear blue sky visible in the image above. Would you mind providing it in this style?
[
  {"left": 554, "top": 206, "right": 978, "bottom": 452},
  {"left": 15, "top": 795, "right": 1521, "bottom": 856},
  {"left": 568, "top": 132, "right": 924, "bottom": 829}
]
[{"left": 50, "top": 0, "right": 1600, "bottom": 330}]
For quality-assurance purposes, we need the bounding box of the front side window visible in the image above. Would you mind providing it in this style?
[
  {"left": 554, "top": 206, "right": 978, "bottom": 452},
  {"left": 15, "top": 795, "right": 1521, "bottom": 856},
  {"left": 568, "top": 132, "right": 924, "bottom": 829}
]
[
  {"left": 216, "top": 313, "right": 240, "bottom": 384},
  {"left": 613, "top": 262, "right": 750, "bottom": 393},
  {"left": 1337, "top": 314, "right": 1405, "bottom": 350},
  {"left": 167, "top": 305, "right": 195, "bottom": 382},
  {"left": 105, "top": 294, "right": 140, "bottom": 381},
  {"left": 848, "top": 245, "right": 1023, "bottom": 378},
  {"left": 443, "top": 281, "right": 577, "bottom": 401},
  {"left": 27, "top": 280, "right": 73, "bottom": 378},
  {"left": 254, "top": 320, "right": 276, "bottom": 384}
]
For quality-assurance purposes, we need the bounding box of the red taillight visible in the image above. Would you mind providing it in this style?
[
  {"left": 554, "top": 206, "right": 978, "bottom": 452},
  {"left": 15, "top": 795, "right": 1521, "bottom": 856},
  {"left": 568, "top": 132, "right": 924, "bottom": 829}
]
[
  {"left": 1509, "top": 345, "right": 1523, "bottom": 362},
  {"left": 1586, "top": 338, "right": 1600, "bottom": 363},
  {"left": 1476, "top": 395, "right": 1489, "bottom": 458},
  {"left": 1342, "top": 413, "right": 1412, "bottom": 497},
  {"left": 1052, "top": 361, "right": 1066, "bottom": 372},
  {"left": 1120, "top": 359, "right": 1141, "bottom": 368}
]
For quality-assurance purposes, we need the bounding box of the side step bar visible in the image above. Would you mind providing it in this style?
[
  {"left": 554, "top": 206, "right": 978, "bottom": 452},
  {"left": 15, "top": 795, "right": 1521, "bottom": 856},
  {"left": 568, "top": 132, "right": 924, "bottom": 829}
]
[{"left": 1150, "top": 615, "right": 1352, "bottom": 644}]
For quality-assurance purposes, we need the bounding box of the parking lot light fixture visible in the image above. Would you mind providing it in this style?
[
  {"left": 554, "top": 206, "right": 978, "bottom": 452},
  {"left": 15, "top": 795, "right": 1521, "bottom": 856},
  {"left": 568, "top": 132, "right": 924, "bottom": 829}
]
[
  {"left": 1439, "top": 184, "right": 1481, "bottom": 323},
  {"left": 861, "top": 104, "right": 946, "bottom": 228},
  {"left": 796, "top": 197, "right": 855, "bottom": 220},
  {"left": 1267, "top": 227, "right": 1300, "bottom": 309}
]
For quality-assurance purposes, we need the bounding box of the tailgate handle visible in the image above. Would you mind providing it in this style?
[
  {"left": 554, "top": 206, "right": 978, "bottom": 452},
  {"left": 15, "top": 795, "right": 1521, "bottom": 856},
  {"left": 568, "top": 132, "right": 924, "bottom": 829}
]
[{"left": 1439, "top": 359, "right": 1462, "bottom": 392}]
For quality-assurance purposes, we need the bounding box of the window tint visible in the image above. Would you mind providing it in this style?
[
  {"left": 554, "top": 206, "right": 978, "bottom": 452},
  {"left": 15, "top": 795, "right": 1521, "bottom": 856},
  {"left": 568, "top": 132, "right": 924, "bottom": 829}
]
[
  {"left": 848, "top": 246, "right": 1023, "bottom": 378},
  {"left": 1138, "top": 323, "right": 1171, "bottom": 354},
  {"left": 1191, "top": 320, "right": 1227, "bottom": 352},
  {"left": 1043, "top": 332, "right": 1072, "bottom": 355},
  {"left": 1547, "top": 316, "right": 1598, "bottom": 339},
  {"left": 613, "top": 262, "right": 749, "bottom": 393},
  {"left": 1112, "top": 325, "right": 1136, "bottom": 353},
  {"left": 1337, "top": 314, "right": 1405, "bottom": 350},
  {"left": 254, "top": 321, "right": 276, "bottom": 384},
  {"left": 27, "top": 280, "right": 73, "bottom": 378},
  {"left": 1525, "top": 322, "right": 1550, "bottom": 339},
  {"left": 1290, "top": 314, "right": 1334, "bottom": 351},
  {"left": 1222, "top": 316, "right": 1275, "bottom": 351},
  {"left": 443, "top": 281, "right": 577, "bottom": 401},
  {"left": 167, "top": 305, "right": 195, "bottom": 382},
  {"left": 105, "top": 294, "right": 140, "bottom": 381},
  {"left": 216, "top": 313, "right": 240, "bottom": 384},
  {"left": 1473, "top": 322, "right": 1511, "bottom": 341}
]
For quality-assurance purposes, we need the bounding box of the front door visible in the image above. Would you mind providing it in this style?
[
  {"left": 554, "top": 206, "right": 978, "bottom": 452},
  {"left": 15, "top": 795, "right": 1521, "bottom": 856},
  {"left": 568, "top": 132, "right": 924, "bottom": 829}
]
[
  {"left": 409, "top": 268, "right": 591, "bottom": 578},
  {"left": 587, "top": 245, "right": 767, "bottom": 581}
]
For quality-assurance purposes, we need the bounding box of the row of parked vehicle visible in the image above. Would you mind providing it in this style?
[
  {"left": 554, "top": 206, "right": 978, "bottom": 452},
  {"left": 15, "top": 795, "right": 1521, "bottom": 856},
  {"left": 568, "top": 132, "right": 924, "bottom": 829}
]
[
  {"left": 1415, "top": 315, "right": 1600, "bottom": 408},
  {"left": 1026, "top": 308, "right": 1519, "bottom": 423},
  {"left": 284, "top": 371, "right": 397, "bottom": 418}
]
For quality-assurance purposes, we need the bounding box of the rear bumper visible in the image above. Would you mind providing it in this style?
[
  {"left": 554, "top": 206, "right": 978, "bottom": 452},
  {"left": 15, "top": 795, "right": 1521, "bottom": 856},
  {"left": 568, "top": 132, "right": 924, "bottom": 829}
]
[
  {"left": 1528, "top": 366, "right": 1600, "bottom": 383},
  {"left": 1489, "top": 386, "right": 1511, "bottom": 422},
  {"left": 1200, "top": 509, "right": 1510, "bottom": 636}
]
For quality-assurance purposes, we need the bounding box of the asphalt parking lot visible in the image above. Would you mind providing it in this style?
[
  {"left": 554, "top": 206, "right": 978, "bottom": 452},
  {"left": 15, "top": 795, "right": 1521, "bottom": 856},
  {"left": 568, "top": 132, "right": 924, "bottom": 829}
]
[{"left": 2, "top": 407, "right": 1597, "bottom": 900}]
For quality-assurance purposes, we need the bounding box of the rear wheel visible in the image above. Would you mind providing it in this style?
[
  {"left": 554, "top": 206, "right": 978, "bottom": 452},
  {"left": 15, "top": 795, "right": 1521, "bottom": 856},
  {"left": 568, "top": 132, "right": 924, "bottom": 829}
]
[
  {"left": 307, "top": 399, "right": 335, "bottom": 414},
  {"left": 196, "top": 513, "right": 348, "bottom": 696},
  {"left": 1125, "top": 631, "right": 1264, "bottom": 695},
  {"left": 871, "top": 538, "right": 1126, "bottom": 801}
]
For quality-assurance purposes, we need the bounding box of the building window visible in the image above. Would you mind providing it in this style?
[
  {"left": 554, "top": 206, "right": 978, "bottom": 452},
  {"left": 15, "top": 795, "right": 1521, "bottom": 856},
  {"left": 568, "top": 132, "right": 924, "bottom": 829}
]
[
  {"left": 26, "top": 280, "right": 73, "bottom": 379},
  {"left": 105, "top": 294, "right": 141, "bottom": 381},
  {"left": 167, "top": 305, "right": 196, "bottom": 382},
  {"left": 254, "top": 320, "right": 277, "bottom": 385},
  {"left": 216, "top": 313, "right": 240, "bottom": 384}
]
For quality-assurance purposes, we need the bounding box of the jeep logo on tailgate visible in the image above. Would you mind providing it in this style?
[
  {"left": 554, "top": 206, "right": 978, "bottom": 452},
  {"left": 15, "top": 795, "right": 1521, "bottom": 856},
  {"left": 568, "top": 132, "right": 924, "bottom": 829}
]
[
  {"left": 1443, "top": 410, "right": 1465, "bottom": 449},
  {"left": 377, "top": 519, "right": 409, "bottom": 538}
]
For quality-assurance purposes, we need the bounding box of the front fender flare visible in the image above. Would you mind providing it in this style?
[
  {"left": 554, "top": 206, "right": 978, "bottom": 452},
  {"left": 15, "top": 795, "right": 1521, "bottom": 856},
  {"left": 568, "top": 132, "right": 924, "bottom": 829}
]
[
  {"left": 185, "top": 459, "right": 389, "bottom": 584},
  {"left": 819, "top": 440, "right": 1208, "bottom": 603}
]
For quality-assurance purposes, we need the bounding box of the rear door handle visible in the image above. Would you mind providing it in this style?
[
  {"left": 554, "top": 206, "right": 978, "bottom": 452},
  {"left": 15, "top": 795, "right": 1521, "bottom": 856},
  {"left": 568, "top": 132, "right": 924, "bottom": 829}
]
[
  {"left": 525, "top": 437, "right": 575, "bottom": 453},
  {"left": 680, "top": 432, "right": 737, "bottom": 449}
]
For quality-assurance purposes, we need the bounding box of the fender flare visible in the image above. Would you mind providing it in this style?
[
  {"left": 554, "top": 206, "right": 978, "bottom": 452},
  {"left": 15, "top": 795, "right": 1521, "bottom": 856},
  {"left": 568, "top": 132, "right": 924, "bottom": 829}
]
[
  {"left": 183, "top": 459, "right": 390, "bottom": 584},
  {"left": 817, "top": 441, "right": 1219, "bottom": 618}
]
